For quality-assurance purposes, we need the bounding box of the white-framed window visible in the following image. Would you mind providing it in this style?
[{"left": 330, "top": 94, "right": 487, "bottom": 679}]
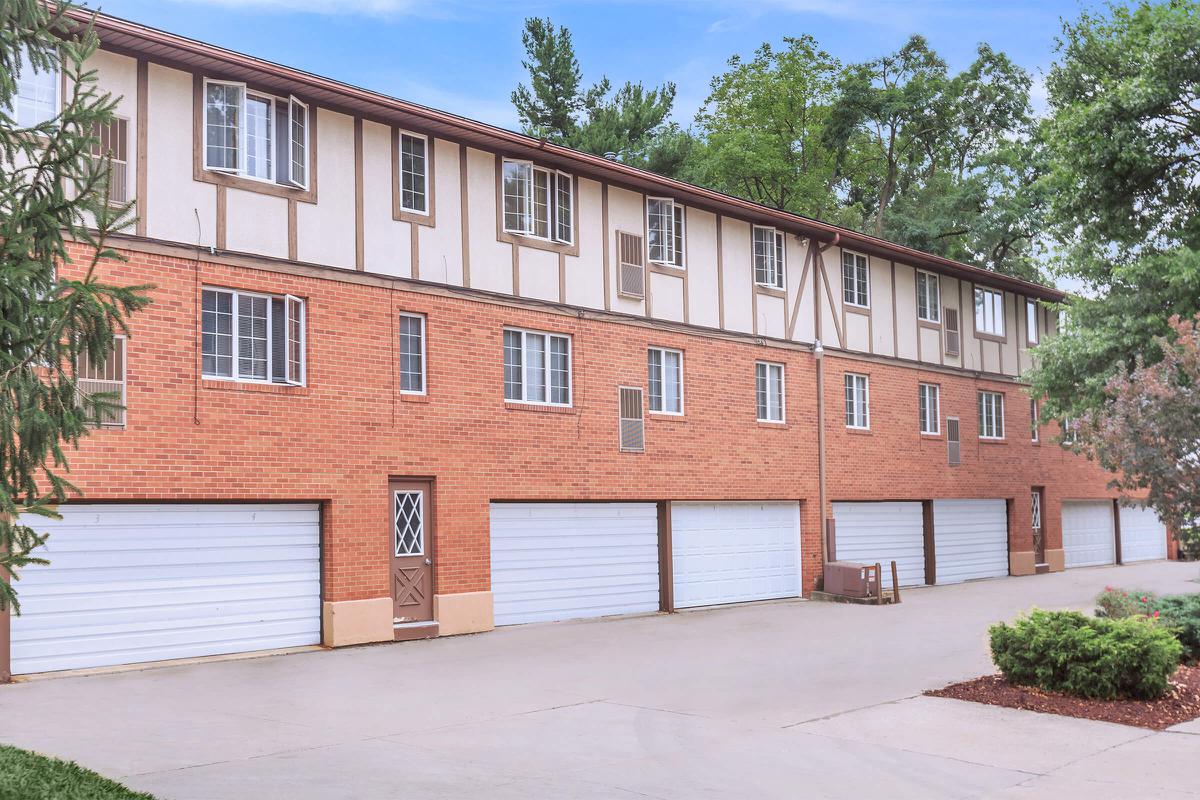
[
  {"left": 503, "top": 327, "right": 571, "bottom": 406},
  {"left": 76, "top": 336, "right": 127, "bottom": 428},
  {"left": 756, "top": 361, "right": 785, "bottom": 423},
  {"left": 647, "top": 347, "right": 683, "bottom": 414},
  {"left": 201, "top": 287, "right": 305, "bottom": 385},
  {"left": 842, "top": 250, "right": 869, "bottom": 307},
  {"left": 399, "top": 313, "right": 426, "bottom": 394},
  {"left": 399, "top": 131, "right": 428, "bottom": 214},
  {"left": 89, "top": 117, "right": 130, "bottom": 205},
  {"left": 974, "top": 287, "right": 1005, "bottom": 336},
  {"left": 978, "top": 391, "right": 1005, "bottom": 440},
  {"left": 845, "top": 373, "right": 869, "bottom": 429},
  {"left": 502, "top": 159, "right": 574, "bottom": 245},
  {"left": 646, "top": 198, "right": 685, "bottom": 268},
  {"left": 919, "top": 382, "right": 940, "bottom": 435},
  {"left": 1030, "top": 398, "right": 1039, "bottom": 442},
  {"left": 1062, "top": 417, "right": 1078, "bottom": 445},
  {"left": 203, "top": 79, "right": 309, "bottom": 188},
  {"left": 11, "top": 47, "right": 59, "bottom": 127},
  {"left": 753, "top": 226, "right": 786, "bottom": 290},
  {"left": 1031, "top": 489, "right": 1042, "bottom": 531},
  {"left": 917, "top": 270, "right": 940, "bottom": 322},
  {"left": 1026, "top": 299, "right": 1039, "bottom": 345}
]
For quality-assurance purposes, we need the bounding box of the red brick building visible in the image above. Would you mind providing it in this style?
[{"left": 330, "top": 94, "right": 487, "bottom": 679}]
[{"left": 0, "top": 10, "right": 1170, "bottom": 679}]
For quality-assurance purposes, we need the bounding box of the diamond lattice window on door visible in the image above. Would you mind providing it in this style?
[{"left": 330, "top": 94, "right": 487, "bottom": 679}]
[{"left": 394, "top": 491, "right": 424, "bottom": 557}]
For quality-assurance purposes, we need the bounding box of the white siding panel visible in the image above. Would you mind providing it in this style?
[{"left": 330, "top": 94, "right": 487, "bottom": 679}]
[
  {"left": 933, "top": 499, "right": 1008, "bottom": 584},
  {"left": 489, "top": 502, "right": 659, "bottom": 626},
  {"left": 1062, "top": 501, "right": 1116, "bottom": 568},
  {"left": 671, "top": 502, "right": 800, "bottom": 609},
  {"left": 11, "top": 503, "right": 321, "bottom": 675},
  {"left": 833, "top": 501, "right": 926, "bottom": 588},
  {"left": 1119, "top": 505, "right": 1168, "bottom": 563}
]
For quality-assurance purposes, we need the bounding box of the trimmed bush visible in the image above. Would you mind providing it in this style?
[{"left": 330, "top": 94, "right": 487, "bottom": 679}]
[
  {"left": 989, "top": 609, "right": 1182, "bottom": 700},
  {"left": 1095, "top": 588, "right": 1200, "bottom": 662}
]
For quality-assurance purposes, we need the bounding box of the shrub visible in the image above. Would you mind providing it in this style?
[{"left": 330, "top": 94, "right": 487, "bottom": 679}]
[
  {"left": 989, "top": 609, "right": 1182, "bottom": 700},
  {"left": 1155, "top": 594, "right": 1200, "bottom": 662},
  {"left": 1095, "top": 587, "right": 1157, "bottom": 619}
]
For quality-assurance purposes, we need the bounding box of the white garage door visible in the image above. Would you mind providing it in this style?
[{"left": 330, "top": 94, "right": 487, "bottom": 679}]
[
  {"left": 1062, "top": 501, "right": 1116, "bottom": 568},
  {"left": 11, "top": 503, "right": 321, "bottom": 675},
  {"left": 671, "top": 502, "right": 800, "bottom": 609},
  {"left": 490, "top": 502, "right": 660, "bottom": 626},
  {"left": 933, "top": 499, "right": 1009, "bottom": 584},
  {"left": 1120, "top": 505, "right": 1168, "bottom": 563},
  {"left": 832, "top": 501, "right": 926, "bottom": 588}
]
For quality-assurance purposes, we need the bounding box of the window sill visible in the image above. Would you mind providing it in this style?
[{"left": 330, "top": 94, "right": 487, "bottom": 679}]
[
  {"left": 649, "top": 262, "right": 686, "bottom": 276},
  {"left": 918, "top": 319, "right": 942, "bottom": 330},
  {"left": 648, "top": 411, "right": 686, "bottom": 422},
  {"left": 504, "top": 401, "right": 576, "bottom": 415},
  {"left": 974, "top": 331, "right": 1007, "bottom": 344},
  {"left": 845, "top": 427, "right": 873, "bottom": 436},
  {"left": 400, "top": 392, "right": 430, "bottom": 404},
  {"left": 497, "top": 229, "right": 579, "bottom": 257},
  {"left": 844, "top": 303, "right": 871, "bottom": 315},
  {"left": 755, "top": 284, "right": 787, "bottom": 299},
  {"left": 756, "top": 420, "right": 788, "bottom": 429},
  {"left": 978, "top": 437, "right": 1007, "bottom": 445},
  {"left": 920, "top": 432, "right": 943, "bottom": 440},
  {"left": 202, "top": 379, "right": 311, "bottom": 397}
]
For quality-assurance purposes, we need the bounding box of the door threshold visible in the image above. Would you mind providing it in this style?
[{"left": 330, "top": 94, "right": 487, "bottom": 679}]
[{"left": 394, "top": 620, "right": 439, "bottom": 642}]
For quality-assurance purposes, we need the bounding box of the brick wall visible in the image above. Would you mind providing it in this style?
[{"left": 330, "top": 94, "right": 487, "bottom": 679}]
[{"left": 60, "top": 243, "right": 1125, "bottom": 603}]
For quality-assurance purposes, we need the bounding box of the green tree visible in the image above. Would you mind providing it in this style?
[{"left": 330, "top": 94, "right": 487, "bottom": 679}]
[
  {"left": 690, "top": 36, "right": 850, "bottom": 223},
  {"left": 0, "top": 1, "right": 151, "bottom": 612},
  {"left": 511, "top": 17, "right": 676, "bottom": 165},
  {"left": 1079, "top": 314, "right": 1200, "bottom": 536},
  {"left": 1029, "top": 0, "right": 1200, "bottom": 422}
]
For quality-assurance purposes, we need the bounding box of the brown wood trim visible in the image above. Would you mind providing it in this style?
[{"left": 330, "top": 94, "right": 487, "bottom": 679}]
[
  {"left": 844, "top": 305, "right": 870, "bottom": 317},
  {"left": 922, "top": 499, "right": 936, "bottom": 585},
  {"left": 493, "top": 156, "right": 580, "bottom": 256},
  {"left": 510, "top": 239, "right": 519, "bottom": 295},
  {"left": 658, "top": 500, "right": 674, "bottom": 613},
  {"left": 391, "top": 127, "right": 437, "bottom": 227},
  {"left": 647, "top": 263, "right": 685, "bottom": 278},
  {"left": 459, "top": 143, "right": 470, "bottom": 287},
  {"left": 558, "top": 251, "right": 566, "bottom": 304},
  {"left": 287, "top": 198, "right": 297, "bottom": 261},
  {"left": 642, "top": 202, "right": 652, "bottom": 319},
  {"left": 410, "top": 222, "right": 420, "bottom": 280},
  {"left": 601, "top": 182, "right": 611, "bottom": 311},
  {"left": 190, "top": 73, "right": 318, "bottom": 203},
  {"left": 1113, "top": 498, "right": 1123, "bottom": 565},
  {"left": 354, "top": 117, "right": 364, "bottom": 270},
  {"left": 917, "top": 319, "right": 942, "bottom": 331},
  {"left": 681, "top": 208, "right": 690, "bottom": 324},
  {"left": 716, "top": 215, "right": 725, "bottom": 329},
  {"left": 755, "top": 285, "right": 786, "bottom": 300},
  {"left": 786, "top": 243, "right": 813, "bottom": 340},
  {"left": 135, "top": 58, "right": 148, "bottom": 237},
  {"left": 215, "top": 185, "right": 227, "bottom": 250}
]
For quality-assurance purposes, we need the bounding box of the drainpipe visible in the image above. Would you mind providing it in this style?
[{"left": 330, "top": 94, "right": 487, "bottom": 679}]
[{"left": 814, "top": 338, "right": 828, "bottom": 570}]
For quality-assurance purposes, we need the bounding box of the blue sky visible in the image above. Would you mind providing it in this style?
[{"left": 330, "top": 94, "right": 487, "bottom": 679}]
[{"left": 84, "top": 0, "right": 1093, "bottom": 130}]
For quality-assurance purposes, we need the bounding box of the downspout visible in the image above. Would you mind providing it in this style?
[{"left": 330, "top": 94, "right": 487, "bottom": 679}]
[{"left": 815, "top": 232, "right": 839, "bottom": 577}]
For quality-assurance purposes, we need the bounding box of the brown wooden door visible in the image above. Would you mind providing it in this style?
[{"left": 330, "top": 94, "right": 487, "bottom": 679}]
[{"left": 390, "top": 480, "right": 434, "bottom": 624}]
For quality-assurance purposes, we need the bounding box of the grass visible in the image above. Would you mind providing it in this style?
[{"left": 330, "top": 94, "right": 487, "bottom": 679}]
[{"left": 0, "top": 744, "right": 155, "bottom": 800}]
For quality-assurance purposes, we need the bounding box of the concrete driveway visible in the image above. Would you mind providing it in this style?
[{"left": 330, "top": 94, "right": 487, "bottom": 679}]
[{"left": 2, "top": 561, "right": 1198, "bottom": 799}]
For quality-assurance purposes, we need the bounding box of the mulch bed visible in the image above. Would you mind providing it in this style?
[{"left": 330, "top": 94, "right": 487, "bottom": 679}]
[{"left": 925, "top": 665, "right": 1200, "bottom": 730}]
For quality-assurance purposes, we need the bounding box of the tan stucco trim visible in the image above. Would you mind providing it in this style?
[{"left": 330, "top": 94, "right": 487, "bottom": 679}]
[
  {"left": 287, "top": 198, "right": 297, "bottom": 261},
  {"left": 322, "top": 598, "right": 394, "bottom": 647},
  {"left": 434, "top": 591, "right": 495, "bottom": 636},
  {"left": 135, "top": 57, "right": 148, "bottom": 238},
  {"left": 1010, "top": 551, "right": 1036, "bottom": 577},
  {"left": 215, "top": 185, "right": 226, "bottom": 250},
  {"left": 1045, "top": 548, "right": 1065, "bottom": 573}
]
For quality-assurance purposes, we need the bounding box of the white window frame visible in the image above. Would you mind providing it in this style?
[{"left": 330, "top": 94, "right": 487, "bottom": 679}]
[
  {"left": 1031, "top": 489, "right": 1042, "bottom": 531},
  {"left": 842, "top": 250, "right": 870, "bottom": 308},
  {"left": 287, "top": 96, "right": 309, "bottom": 190},
  {"left": 204, "top": 79, "right": 309, "bottom": 188},
  {"left": 503, "top": 327, "right": 572, "bottom": 407},
  {"left": 1026, "top": 299, "right": 1039, "bottom": 345},
  {"left": 978, "top": 391, "right": 1005, "bottom": 440},
  {"left": 647, "top": 346, "right": 684, "bottom": 415},
  {"left": 398, "top": 130, "right": 429, "bottom": 215},
  {"left": 12, "top": 47, "right": 60, "bottom": 127},
  {"left": 974, "top": 286, "right": 1006, "bottom": 337},
  {"left": 1030, "top": 397, "right": 1039, "bottom": 442},
  {"left": 916, "top": 270, "right": 940, "bottom": 323},
  {"left": 919, "top": 382, "right": 940, "bottom": 435},
  {"left": 753, "top": 226, "right": 786, "bottom": 290},
  {"left": 756, "top": 361, "right": 786, "bottom": 423},
  {"left": 845, "top": 372, "right": 870, "bottom": 430},
  {"left": 399, "top": 312, "right": 427, "bottom": 396},
  {"left": 501, "top": 159, "right": 574, "bottom": 245},
  {"left": 201, "top": 286, "right": 306, "bottom": 386},
  {"left": 646, "top": 198, "right": 686, "bottom": 269}
]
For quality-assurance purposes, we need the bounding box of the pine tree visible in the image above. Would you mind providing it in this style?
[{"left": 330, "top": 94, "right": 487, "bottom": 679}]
[{"left": 0, "top": 1, "right": 152, "bottom": 612}]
